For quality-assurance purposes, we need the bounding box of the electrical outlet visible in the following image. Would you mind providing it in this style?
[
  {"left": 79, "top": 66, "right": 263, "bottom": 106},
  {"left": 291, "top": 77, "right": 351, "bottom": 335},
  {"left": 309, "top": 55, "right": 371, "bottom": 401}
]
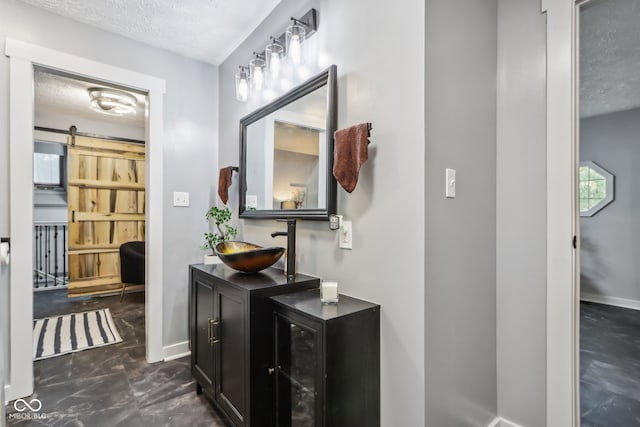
[
  {"left": 339, "top": 221, "right": 353, "bottom": 249},
  {"left": 173, "top": 191, "right": 189, "bottom": 207}
]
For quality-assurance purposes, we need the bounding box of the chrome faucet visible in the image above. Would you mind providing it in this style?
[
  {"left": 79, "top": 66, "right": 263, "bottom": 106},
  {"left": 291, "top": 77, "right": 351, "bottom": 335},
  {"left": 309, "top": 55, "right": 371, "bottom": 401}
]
[{"left": 271, "top": 219, "right": 296, "bottom": 279}]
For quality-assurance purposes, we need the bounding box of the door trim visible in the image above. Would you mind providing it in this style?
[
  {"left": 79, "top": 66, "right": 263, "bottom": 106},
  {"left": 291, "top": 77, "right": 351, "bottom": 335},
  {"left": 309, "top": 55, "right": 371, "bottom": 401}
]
[
  {"left": 541, "top": 0, "right": 580, "bottom": 425},
  {"left": 5, "top": 38, "right": 166, "bottom": 401}
]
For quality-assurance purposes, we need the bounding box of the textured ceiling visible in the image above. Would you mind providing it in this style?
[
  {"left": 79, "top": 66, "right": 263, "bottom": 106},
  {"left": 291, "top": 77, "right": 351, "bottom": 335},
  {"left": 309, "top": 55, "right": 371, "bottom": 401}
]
[
  {"left": 34, "top": 68, "right": 146, "bottom": 128},
  {"left": 17, "top": 0, "right": 282, "bottom": 65},
  {"left": 580, "top": 0, "right": 640, "bottom": 118}
]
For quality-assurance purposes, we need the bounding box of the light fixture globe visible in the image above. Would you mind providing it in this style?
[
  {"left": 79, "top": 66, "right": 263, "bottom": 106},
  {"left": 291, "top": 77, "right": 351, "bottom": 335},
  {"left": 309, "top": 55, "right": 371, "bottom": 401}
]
[
  {"left": 87, "top": 87, "right": 137, "bottom": 116},
  {"left": 285, "top": 24, "right": 306, "bottom": 66},
  {"left": 265, "top": 40, "right": 284, "bottom": 81},
  {"left": 235, "top": 66, "right": 250, "bottom": 102},
  {"left": 249, "top": 56, "right": 266, "bottom": 92}
]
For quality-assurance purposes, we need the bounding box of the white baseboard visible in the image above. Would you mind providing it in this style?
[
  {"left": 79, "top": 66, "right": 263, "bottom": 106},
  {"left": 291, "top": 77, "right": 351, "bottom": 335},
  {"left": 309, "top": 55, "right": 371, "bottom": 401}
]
[
  {"left": 488, "top": 417, "right": 524, "bottom": 427},
  {"left": 580, "top": 292, "right": 640, "bottom": 311},
  {"left": 163, "top": 341, "right": 190, "bottom": 361}
]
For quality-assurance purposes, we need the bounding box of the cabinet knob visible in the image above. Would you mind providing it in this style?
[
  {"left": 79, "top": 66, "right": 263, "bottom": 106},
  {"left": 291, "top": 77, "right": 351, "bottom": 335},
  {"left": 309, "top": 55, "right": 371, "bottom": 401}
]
[{"left": 268, "top": 367, "right": 274, "bottom": 375}]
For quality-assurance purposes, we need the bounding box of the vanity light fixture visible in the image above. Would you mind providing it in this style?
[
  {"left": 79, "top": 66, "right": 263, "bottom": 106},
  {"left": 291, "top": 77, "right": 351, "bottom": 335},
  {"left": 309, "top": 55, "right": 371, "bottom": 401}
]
[
  {"left": 235, "top": 66, "right": 250, "bottom": 102},
  {"left": 234, "top": 8, "right": 318, "bottom": 102},
  {"left": 249, "top": 53, "right": 266, "bottom": 91},
  {"left": 87, "top": 87, "right": 137, "bottom": 116}
]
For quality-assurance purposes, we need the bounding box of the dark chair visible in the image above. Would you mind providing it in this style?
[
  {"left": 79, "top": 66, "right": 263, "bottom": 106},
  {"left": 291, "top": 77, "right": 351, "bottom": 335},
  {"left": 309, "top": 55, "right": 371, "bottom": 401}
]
[{"left": 119, "top": 241, "right": 145, "bottom": 301}]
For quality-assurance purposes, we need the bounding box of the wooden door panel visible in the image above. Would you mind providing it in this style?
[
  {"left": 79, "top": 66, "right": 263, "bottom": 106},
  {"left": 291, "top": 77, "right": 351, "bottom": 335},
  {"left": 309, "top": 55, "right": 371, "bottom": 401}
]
[
  {"left": 68, "top": 221, "right": 144, "bottom": 248},
  {"left": 67, "top": 136, "right": 145, "bottom": 298},
  {"left": 69, "top": 252, "right": 120, "bottom": 279}
]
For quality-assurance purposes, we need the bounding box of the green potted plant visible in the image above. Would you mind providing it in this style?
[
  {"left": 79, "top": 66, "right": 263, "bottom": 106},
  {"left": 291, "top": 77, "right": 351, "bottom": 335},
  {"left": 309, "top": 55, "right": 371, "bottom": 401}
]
[{"left": 202, "top": 206, "right": 238, "bottom": 264}]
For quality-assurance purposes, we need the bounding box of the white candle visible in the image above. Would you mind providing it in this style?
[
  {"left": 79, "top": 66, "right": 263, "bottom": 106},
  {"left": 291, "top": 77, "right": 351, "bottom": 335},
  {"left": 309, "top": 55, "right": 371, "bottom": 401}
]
[{"left": 321, "top": 281, "right": 339, "bottom": 304}]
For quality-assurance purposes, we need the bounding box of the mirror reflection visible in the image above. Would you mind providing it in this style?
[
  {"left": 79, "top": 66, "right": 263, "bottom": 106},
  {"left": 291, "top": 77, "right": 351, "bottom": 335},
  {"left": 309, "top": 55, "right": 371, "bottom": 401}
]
[{"left": 245, "top": 85, "right": 328, "bottom": 211}]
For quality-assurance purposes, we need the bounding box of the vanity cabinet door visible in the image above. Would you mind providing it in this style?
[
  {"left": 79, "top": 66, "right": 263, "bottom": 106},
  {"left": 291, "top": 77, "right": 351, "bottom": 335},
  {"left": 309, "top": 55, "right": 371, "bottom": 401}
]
[
  {"left": 191, "top": 274, "right": 215, "bottom": 391},
  {"left": 274, "top": 311, "right": 322, "bottom": 427},
  {"left": 214, "top": 282, "right": 247, "bottom": 426}
]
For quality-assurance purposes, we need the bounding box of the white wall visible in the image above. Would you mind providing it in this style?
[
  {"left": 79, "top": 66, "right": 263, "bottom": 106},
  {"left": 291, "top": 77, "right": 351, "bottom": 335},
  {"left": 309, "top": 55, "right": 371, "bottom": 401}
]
[
  {"left": 496, "top": 0, "right": 548, "bottom": 425},
  {"left": 580, "top": 108, "right": 640, "bottom": 303},
  {"left": 218, "top": 0, "right": 425, "bottom": 425},
  {"left": 425, "top": 0, "right": 498, "bottom": 425},
  {"left": 0, "top": 0, "right": 219, "bottom": 370}
]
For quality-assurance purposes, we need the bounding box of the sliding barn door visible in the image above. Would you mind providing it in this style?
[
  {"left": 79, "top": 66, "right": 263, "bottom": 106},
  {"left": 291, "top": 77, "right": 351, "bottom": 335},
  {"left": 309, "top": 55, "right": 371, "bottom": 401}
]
[{"left": 67, "top": 136, "right": 145, "bottom": 297}]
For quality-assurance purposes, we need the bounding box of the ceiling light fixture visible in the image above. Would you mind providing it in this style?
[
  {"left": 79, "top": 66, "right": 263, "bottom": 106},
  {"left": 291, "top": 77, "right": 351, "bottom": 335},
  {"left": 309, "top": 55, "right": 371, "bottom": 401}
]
[
  {"left": 87, "top": 87, "right": 137, "bottom": 116},
  {"left": 235, "top": 8, "right": 318, "bottom": 103}
]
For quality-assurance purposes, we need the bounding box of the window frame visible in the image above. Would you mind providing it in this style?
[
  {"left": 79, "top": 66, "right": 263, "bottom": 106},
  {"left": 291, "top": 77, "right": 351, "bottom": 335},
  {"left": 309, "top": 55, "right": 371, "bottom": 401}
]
[
  {"left": 579, "top": 160, "right": 614, "bottom": 217},
  {"left": 33, "top": 141, "right": 66, "bottom": 192}
]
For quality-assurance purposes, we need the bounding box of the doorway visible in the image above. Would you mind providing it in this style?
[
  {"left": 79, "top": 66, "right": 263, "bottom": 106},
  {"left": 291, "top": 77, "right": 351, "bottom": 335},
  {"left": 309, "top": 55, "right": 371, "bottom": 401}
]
[
  {"left": 577, "top": 0, "right": 640, "bottom": 424},
  {"left": 32, "top": 67, "right": 148, "bottom": 298},
  {"left": 5, "top": 38, "right": 165, "bottom": 401}
]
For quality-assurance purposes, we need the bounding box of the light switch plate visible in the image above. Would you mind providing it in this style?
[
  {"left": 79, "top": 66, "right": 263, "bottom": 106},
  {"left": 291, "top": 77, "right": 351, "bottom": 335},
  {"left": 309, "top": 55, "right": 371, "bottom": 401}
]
[
  {"left": 445, "top": 168, "right": 456, "bottom": 198},
  {"left": 173, "top": 191, "right": 189, "bottom": 207},
  {"left": 339, "top": 221, "right": 353, "bottom": 249}
]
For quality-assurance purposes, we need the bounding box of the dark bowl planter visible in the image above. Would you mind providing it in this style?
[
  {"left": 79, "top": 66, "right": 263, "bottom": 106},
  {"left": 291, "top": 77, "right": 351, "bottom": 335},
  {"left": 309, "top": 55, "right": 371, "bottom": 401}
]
[{"left": 214, "top": 241, "right": 285, "bottom": 273}]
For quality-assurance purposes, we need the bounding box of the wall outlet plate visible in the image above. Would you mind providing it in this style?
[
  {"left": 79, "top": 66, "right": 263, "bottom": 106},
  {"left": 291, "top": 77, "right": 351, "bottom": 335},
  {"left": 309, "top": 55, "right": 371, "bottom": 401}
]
[{"left": 329, "top": 214, "right": 343, "bottom": 230}]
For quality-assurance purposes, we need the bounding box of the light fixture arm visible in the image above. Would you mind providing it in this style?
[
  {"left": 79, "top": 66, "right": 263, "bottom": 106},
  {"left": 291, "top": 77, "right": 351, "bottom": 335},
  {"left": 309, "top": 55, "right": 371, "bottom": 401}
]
[
  {"left": 290, "top": 16, "right": 314, "bottom": 31},
  {"left": 290, "top": 8, "right": 318, "bottom": 33}
]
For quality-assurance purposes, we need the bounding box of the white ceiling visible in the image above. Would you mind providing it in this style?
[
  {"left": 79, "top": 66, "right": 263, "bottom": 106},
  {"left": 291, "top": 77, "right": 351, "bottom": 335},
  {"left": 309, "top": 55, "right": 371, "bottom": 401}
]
[
  {"left": 580, "top": 0, "right": 640, "bottom": 118},
  {"left": 34, "top": 68, "right": 146, "bottom": 128},
  {"left": 17, "top": 0, "right": 282, "bottom": 65}
]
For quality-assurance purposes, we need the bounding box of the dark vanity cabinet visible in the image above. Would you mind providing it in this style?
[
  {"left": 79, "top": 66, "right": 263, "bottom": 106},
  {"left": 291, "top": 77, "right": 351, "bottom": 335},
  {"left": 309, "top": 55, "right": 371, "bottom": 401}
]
[
  {"left": 189, "top": 264, "right": 320, "bottom": 427},
  {"left": 270, "top": 289, "right": 381, "bottom": 427}
]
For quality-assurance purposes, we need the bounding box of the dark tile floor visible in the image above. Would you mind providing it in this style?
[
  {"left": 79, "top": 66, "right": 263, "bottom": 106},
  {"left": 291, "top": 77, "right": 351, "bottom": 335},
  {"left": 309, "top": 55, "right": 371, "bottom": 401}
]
[
  {"left": 5, "top": 289, "right": 226, "bottom": 427},
  {"left": 14, "top": 292, "right": 639, "bottom": 425},
  {"left": 581, "top": 301, "right": 640, "bottom": 426}
]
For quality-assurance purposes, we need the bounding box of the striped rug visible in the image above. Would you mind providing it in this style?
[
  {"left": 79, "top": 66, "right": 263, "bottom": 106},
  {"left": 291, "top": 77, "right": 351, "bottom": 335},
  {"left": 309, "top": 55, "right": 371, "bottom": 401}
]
[{"left": 33, "top": 308, "right": 123, "bottom": 361}]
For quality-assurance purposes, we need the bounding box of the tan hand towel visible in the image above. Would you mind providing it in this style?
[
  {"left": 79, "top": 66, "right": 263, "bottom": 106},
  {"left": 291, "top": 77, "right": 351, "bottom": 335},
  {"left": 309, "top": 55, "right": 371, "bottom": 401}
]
[
  {"left": 218, "top": 166, "right": 234, "bottom": 205},
  {"left": 333, "top": 123, "right": 370, "bottom": 193}
]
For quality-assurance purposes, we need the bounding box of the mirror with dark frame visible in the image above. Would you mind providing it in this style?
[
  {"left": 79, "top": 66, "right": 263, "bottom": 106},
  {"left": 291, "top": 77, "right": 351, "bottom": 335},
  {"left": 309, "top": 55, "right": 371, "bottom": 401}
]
[{"left": 239, "top": 65, "right": 337, "bottom": 220}]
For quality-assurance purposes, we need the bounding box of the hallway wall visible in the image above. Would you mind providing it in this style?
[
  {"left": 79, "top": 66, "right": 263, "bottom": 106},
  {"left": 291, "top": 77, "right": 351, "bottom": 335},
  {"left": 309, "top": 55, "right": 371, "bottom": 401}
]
[
  {"left": 218, "top": 0, "right": 426, "bottom": 425},
  {"left": 580, "top": 108, "right": 640, "bottom": 304},
  {"left": 425, "top": 0, "right": 498, "bottom": 425}
]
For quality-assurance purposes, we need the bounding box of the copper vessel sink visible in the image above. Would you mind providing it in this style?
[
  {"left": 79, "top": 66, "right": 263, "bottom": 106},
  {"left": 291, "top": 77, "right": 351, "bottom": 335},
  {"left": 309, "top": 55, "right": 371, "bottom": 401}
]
[{"left": 215, "top": 241, "right": 285, "bottom": 273}]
